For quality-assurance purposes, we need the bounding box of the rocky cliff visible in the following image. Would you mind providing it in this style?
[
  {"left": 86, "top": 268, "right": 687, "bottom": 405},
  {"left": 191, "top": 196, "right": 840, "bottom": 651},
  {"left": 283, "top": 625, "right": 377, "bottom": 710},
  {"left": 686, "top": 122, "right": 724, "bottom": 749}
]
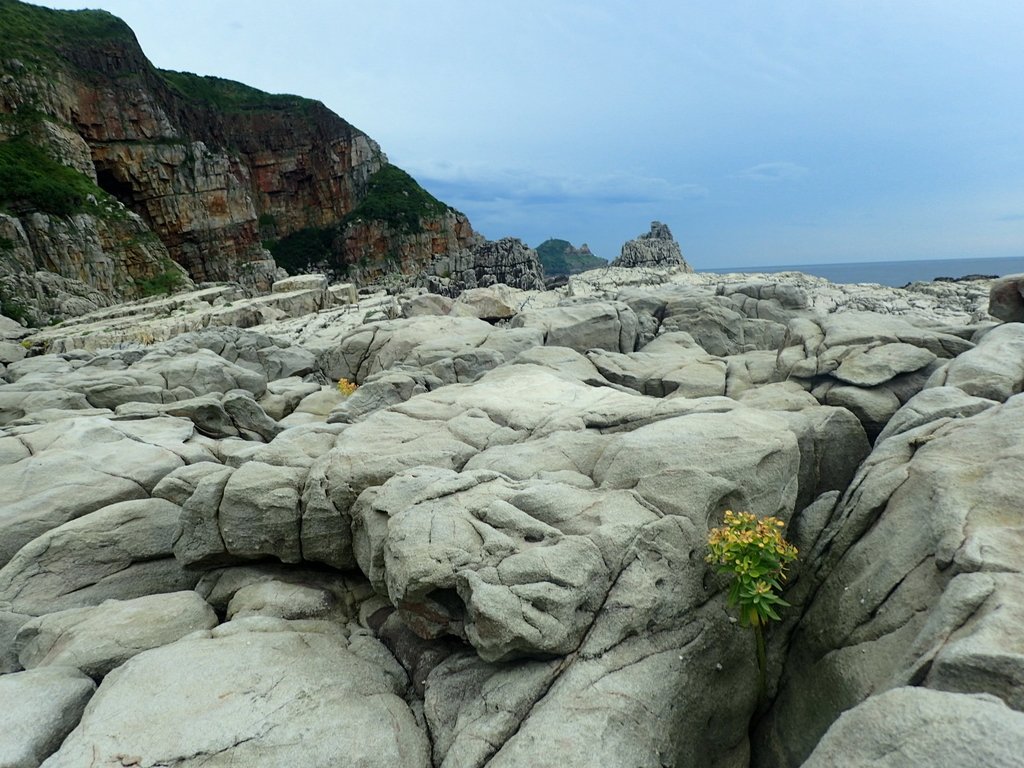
[
  {"left": 0, "top": 0, "right": 479, "bottom": 321},
  {"left": 611, "top": 220, "right": 692, "bottom": 270}
]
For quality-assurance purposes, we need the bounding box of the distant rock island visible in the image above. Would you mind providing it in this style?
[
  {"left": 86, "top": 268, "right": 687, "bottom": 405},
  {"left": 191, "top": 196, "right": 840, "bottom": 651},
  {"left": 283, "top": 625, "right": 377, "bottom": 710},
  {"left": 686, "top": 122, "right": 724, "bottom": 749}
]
[
  {"left": 611, "top": 220, "right": 692, "bottom": 270},
  {"left": 535, "top": 238, "right": 607, "bottom": 278}
]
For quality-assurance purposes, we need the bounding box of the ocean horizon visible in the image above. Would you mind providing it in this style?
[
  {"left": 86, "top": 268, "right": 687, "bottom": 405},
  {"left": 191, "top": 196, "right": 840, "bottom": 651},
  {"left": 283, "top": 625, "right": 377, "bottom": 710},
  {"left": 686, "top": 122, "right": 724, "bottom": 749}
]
[{"left": 697, "top": 255, "right": 1024, "bottom": 287}]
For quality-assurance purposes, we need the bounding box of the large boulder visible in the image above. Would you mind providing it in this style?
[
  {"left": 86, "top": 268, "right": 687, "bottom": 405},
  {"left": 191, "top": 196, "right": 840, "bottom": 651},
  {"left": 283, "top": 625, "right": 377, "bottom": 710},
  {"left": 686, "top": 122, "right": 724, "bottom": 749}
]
[
  {"left": 41, "top": 621, "right": 430, "bottom": 768},
  {"left": 756, "top": 393, "right": 1024, "bottom": 766},
  {"left": 0, "top": 667, "right": 95, "bottom": 768},
  {"left": 318, "top": 315, "right": 543, "bottom": 384},
  {"left": 776, "top": 312, "right": 972, "bottom": 435},
  {"left": 0, "top": 498, "right": 201, "bottom": 618},
  {"left": 15, "top": 591, "right": 218, "bottom": 678},
  {"left": 926, "top": 321, "right": 1024, "bottom": 401},
  {"left": 510, "top": 301, "right": 639, "bottom": 354},
  {"left": 803, "top": 687, "right": 1024, "bottom": 768},
  {"left": 988, "top": 272, "right": 1024, "bottom": 322},
  {"left": 0, "top": 418, "right": 196, "bottom": 566},
  {"left": 586, "top": 332, "right": 728, "bottom": 397}
]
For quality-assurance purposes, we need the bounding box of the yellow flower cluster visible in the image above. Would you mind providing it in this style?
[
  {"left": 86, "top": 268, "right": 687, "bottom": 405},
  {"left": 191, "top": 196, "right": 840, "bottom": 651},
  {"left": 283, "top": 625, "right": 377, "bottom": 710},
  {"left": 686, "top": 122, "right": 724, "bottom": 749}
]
[
  {"left": 707, "top": 510, "right": 798, "bottom": 627},
  {"left": 337, "top": 378, "right": 358, "bottom": 396}
]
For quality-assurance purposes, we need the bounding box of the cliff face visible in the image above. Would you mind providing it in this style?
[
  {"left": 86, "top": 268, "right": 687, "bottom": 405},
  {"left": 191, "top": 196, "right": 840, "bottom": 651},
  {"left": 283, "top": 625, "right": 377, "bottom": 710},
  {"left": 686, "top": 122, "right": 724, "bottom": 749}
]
[{"left": 0, "top": 0, "right": 478, "bottom": 320}]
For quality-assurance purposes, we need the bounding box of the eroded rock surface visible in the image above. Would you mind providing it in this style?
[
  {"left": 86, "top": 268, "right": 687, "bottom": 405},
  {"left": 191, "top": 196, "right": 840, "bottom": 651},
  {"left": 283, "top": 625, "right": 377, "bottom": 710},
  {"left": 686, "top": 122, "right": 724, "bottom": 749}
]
[{"left": 1, "top": 267, "right": 1019, "bottom": 766}]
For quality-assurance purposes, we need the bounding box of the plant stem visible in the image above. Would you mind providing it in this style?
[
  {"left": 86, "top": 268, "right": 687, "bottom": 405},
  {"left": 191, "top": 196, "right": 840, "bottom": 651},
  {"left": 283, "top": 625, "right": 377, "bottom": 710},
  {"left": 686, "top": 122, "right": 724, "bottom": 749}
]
[{"left": 754, "top": 623, "right": 767, "bottom": 710}]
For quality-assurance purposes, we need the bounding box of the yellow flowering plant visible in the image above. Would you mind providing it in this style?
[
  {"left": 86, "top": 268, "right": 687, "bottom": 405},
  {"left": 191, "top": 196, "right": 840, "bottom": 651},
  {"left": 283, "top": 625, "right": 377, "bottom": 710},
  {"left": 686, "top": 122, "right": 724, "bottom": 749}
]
[
  {"left": 337, "top": 378, "right": 358, "bottom": 396},
  {"left": 707, "top": 510, "right": 798, "bottom": 704},
  {"left": 707, "top": 510, "right": 798, "bottom": 627}
]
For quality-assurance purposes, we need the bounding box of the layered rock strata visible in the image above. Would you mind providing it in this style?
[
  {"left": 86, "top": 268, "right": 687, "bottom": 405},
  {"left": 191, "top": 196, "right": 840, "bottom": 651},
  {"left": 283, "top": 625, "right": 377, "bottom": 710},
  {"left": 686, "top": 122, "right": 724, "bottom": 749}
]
[
  {"left": 0, "top": 2, "right": 478, "bottom": 317},
  {"left": 423, "top": 237, "right": 546, "bottom": 297}
]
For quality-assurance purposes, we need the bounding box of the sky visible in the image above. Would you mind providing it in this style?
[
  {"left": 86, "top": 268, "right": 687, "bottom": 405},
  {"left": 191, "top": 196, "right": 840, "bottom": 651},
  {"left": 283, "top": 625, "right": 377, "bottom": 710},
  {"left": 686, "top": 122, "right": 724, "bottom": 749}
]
[{"left": 37, "top": 0, "right": 1024, "bottom": 269}]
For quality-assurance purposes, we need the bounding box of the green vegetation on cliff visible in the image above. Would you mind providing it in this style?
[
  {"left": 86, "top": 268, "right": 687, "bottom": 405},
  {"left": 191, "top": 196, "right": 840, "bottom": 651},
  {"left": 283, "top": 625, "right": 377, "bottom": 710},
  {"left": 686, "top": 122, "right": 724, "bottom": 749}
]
[
  {"left": 268, "top": 165, "right": 453, "bottom": 275},
  {"left": 267, "top": 226, "right": 338, "bottom": 276},
  {"left": 0, "top": 0, "right": 133, "bottom": 68},
  {"left": 1, "top": 1, "right": 470, "bottom": 287},
  {"left": 343, "top": 164, "right": 450, "bottom": 235},
  {"left": 0, "top": 135, "right": 107, "bottom": 216},
  {"left": 159, "top": 70, "right": 315, "bottom": 113},
  {"left": 136, "top": 259, "right": 185, "bottom": 297},
  {"left": 535, "top": 238, "right": 607, "bottom": 277}
]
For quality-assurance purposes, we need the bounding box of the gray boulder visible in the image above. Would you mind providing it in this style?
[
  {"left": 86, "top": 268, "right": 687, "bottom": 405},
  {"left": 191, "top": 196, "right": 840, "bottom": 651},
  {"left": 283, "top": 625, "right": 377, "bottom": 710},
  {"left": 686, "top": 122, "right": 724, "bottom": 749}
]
[
  {"left": 401, "top": 292, "right": 454, "bottom": 317},
  {"left": 133, "top": 347, "right": 267, "bottom": 398},
  {"left": 510, "top": 301, "right": 639, "bottom": 353},
  {"left": 222, "top": 391, "right": 283, "bottom": 441},
  {"left": 226, "top": 580, "right": 342, "bottom": 621},
  {"left": 172, "top": 461, "right": 307, "bottom": 567},
  {"left": 15, "top": 591, "right": 218, "bottom": 678},
  {"left": 803, "top": 687, "right": 1024, "bottom": 768},
  {"left": 660, "top": 294, "right": 787, "bottom": 356},
  {"left": 258, "top": 376, "right": 321, "bottom": 420},
  {"left": 326, "top": 370, "right": 441, "bottom": 424},
  {"left": 757, "top": 394, "right": 1024, "bottom": 766},
  {"left": 875, "top": 385, "right": 998, "bottom": 443},
  {"left": 988, "top": 272, "right": 1024, "bottom": 322},
  {"left": 318, "top": 315, "right": 543, "bottom": 383},
  {"left": 832, "top": 342, "right": 937, "bottom": 386},
  {"left": 353, "top": 467, "right": 658, "bottom": 661},
  {"left": 0, "top": 667, "right": 95, "bottom": 768},
  {"left": 195, "top": 564, "right": 373, "bottom": 618},
  {"left": 586, "top": 332, "right": 728, "bottom": 398},
  {"left": 778, "top": 312, "right": 973, "bottom": 381},
  {"left": 926, "top": 321, "right": 1024, "bottom": 401},
  {"left": 0, "top": 417, "right": 190, "bottom": 566},
  {"left": 451, "top": 284, "right": 531, "bottom": 320},
  {"left": 41, "top": 621, "right": 430, "bottom": 768},
  {"left": 0, "top": 498, "right": 200, "bottom": 618}
]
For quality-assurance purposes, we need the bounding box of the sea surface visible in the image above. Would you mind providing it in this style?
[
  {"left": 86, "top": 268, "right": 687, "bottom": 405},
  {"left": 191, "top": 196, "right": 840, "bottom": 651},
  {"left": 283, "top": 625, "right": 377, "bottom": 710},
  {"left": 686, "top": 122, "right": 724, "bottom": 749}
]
[{"left": 702, "top": 256, "right": 1024, "bottom": 287}]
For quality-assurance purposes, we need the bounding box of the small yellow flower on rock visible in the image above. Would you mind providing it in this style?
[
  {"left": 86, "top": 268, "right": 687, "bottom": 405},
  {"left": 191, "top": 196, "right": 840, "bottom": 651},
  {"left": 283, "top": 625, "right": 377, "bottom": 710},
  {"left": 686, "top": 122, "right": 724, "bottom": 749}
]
[{"left": 337, "top": 378, "right": 358, "bottom": 397}]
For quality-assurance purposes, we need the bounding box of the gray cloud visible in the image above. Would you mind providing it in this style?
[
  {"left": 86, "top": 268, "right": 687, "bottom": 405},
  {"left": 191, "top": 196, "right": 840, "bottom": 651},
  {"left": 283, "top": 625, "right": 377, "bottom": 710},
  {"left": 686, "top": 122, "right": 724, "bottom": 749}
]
[{"left": 734, "top": 162, "right": 810, "bottom": 182}]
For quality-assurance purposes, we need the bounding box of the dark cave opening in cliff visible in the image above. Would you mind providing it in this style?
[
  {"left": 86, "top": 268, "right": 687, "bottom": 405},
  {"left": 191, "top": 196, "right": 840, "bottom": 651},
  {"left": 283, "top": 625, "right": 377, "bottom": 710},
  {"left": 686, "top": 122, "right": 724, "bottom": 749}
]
[{"left": 94, "top": 167, "right": 137, "bottom": 208}]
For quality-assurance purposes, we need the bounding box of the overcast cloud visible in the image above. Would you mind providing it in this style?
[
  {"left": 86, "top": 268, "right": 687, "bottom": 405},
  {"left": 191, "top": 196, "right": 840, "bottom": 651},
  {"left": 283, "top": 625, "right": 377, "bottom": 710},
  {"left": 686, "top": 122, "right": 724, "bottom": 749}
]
[{"left": 38, "top": 0, "right": 1024, "bottom": 268}]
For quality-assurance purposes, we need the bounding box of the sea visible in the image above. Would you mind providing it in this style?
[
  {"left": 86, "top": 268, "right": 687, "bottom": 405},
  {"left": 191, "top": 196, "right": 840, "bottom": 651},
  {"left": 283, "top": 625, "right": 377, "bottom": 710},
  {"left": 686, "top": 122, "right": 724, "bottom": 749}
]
[{"left": 701, "top": 256, "right": 1024, "bottom": 288}]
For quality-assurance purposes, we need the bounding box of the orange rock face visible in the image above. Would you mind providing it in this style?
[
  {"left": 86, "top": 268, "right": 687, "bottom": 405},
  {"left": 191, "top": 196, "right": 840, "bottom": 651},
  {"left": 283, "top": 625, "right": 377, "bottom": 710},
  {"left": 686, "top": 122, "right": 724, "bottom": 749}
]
[{"left": 1, "top": 9, "right": 477, "bottom": 289}]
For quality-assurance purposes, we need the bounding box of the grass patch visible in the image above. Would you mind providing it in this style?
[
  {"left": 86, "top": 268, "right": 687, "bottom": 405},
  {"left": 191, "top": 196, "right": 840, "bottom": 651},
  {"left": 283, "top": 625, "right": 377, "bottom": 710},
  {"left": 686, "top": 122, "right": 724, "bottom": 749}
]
[
  {"left": 0, "top": 0, "right": 134, "bottom": 69},
  {"left": 267, "top": 226, "right": 338, "bottom": 275},
  {"left": 0, "top": 135, "right": 109, "bottom": 216},
  {"left": 343, "top": 164, "right": 450, "bottom": 235},
  {"left": 137, "top": 260, "right": 184, "bottom": 297},
  {"left": 159, "top": 70, "right": 315, "bottom": 113}
]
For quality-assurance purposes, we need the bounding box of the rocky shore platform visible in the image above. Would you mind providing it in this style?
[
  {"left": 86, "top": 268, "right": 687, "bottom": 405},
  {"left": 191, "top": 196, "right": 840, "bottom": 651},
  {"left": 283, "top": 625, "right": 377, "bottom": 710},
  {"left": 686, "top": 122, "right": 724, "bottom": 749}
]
[{"left": 1, "top": 265, "right": 1023, "bottom": 767}]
